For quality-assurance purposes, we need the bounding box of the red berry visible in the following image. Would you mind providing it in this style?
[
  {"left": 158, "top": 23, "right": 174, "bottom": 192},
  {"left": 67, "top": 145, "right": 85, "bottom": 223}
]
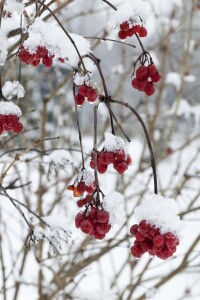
[
  {"left": 18, "top": 49, "right": 33, "bottom": 64},
  {"left": 97, "top": 163, "right": 107, "bottom": 174},
  {"left": 120, "top": 21, "right": 130, "bottom": 31},
  {"left": 78, "top": 85, "right": 89, "bottom": 97},
  {"left": 118, "top": 30, "right": 127, "bottom": 40},
  {"left": 160, "top": 248, "right": 173, "bottom": 260},
  {"left": 125, "top": 155, "right": 132, "bottom": 166},
  {"left": 90, "top": 160, "right": 95, "bottom": 169},
  {"left": 96, "top": 210, "right": 109, "bottom": 223},
  {"left": 139, "top": 26, "right": 147, "bottom": 37},
  {"left": 42, "top": 57, "right": 53, "bottom": 67},
  {"left": 4, "top": 124, "right": 13, "bottom": 131},
  {"left": 137, "top": 80, "right": 147, "bottom": 92},
  {"left": 144, "top": 83, "right": 155, "bottom": 96},
  {"left": 105, "top": 152, "right": 114, "bottom": 164},
  {"left": 6, "top": 114, "right": 18, "bottom": 125},
  {"left": 75, "top": 94, "right": 85, "bottom": 106},
  {"left": 151, "top": 72, "right": 162, "bottom": 83},
  {"left": 85, "top": 185, "right": 95, "bottom": 194},
  {"left": 93, "top": 232, "right": 105, "bottom": 240},
  {"left": 147, "top": 64, "right": 157, "bottom": 76},
  {"left": 75, "top": 212, "right": 85, "bottom": 228},
  {"left": 77, "top": 199, "right": 85, "bottom": 207},
  {"left": 80, "top": 219, "right": 94, "bottom": 234},
  {"left": 126, "top": 28, "right": 135, "bottom": 37},
  {"left": 136, "top": 65, "right": 148, "bottom": 79},
  {"left": 130, "top": 224, "right": 139, "bottom": 236},
  {"left": 87, "top": 88, "right": 97, "bottom": 102},
  {"left": 98, "top": 152, "right": 107, "bottom": 165},
  {"left": 153, "top": 235, "right": 164, "bottom": 247},
  {"left": 36, "top": 47, "right": 48, "bottom": 58},
  {"left": 0, "top": 114, "right": 6, "bottom": 124},
  {"left": 131, "top": 78, "right": 140, "bottom": 89},
  {"left": 135, "top": 232, "right": 145, "bottom": 241},
  {"left": 76, "top": 182, "right": 86, "bottom": 194},
  {"left": 133, "top": 25, "right": 141, "bottom": 34},
  {"left": 12, "top": 122, "right": 23, "bottom": 133},
  {"left": 131, "top": 245, "right": 143, "bottom": 258},
  {"left": 31, "top": 58, "right": 40, "bottom": 66},
  {"left": 114, "top": 150, "right": 125, "bottom": 161},
  {"left": 95, "top": 223, "right": 111, "bottom": 234},
  {"left": 113, "top": 161, "right": 128, "bottom": 174}
]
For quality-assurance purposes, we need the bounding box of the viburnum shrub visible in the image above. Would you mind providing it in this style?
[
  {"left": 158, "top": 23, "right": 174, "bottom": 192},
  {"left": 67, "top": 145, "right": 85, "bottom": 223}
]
[{"left": 0, "top": 0, "right": 183, "bottom": 264}]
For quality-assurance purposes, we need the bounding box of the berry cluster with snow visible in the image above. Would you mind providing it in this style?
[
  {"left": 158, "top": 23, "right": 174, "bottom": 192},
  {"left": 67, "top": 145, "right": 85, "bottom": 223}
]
[
  {"left": 0, "top": 101, "right": 23, "bottom": 135},
  {"left": 130, "top": 194, "right": 183, "bottom": 259},
  {"left": 90, "top": 132, "right": 132, "bottom": 174},
  {"left": 75, "top": 84, "right": 98, "bottom": 105}
]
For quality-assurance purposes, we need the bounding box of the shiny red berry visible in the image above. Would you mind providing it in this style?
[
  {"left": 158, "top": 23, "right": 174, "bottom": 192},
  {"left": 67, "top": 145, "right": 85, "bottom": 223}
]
[
  {"left": 75, "top": 94, "right": 85, "bottom": 106},
  {"left": 118, "top": 30, "right": 127, "bottom": 40},
  {"left": 12, "top": 122, "right": 23, "bottom": 133}
]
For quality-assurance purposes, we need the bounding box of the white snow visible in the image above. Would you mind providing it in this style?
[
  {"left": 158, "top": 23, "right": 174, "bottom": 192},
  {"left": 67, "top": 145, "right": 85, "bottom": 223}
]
[
  {"left": 5, "top": 0, "right": 24, "bottom": 14},
  {"left": 104, "top": 132, "right": 128, "bottom": 154},
  {"left": 2, "top": 81, "right": 25, "bottom": 100},
  {"left": 110, "top": 0, "right": 148, "bottom": 28},
  {"left": 134, "top": 194, "right": 184, "bottom": 237},
  {"left": 24, "top": 17, "right": 92, "bottom": 68},
  {"left": 165, "top": 72, "right": 181, "bottom": 91},
  {"left": 103, "top": 191, "right": 125, "bottom": 226},
  {"left": 78, "top": 169, "right": 94, "bottom": 186},
  {"left": 0, "top": 100, "right": 22, "bottom": 116}
]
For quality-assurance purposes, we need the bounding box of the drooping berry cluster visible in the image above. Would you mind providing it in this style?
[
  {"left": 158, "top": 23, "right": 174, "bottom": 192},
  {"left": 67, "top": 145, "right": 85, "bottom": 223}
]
[
  {"left": 118, "top": 21, "right": 147, "bottom": 40},
  {"left": 130, "top": 220, "right": 179, "bottom": 260},
  {"left": 18, "top": 45, "right": 55, "bottom": 68},
  {"left": 131, "top": 64, "right": 161, "bottom": 96},
  {"left": 75, "top": 84, "right": 98, "bottom": 106},
  {"left": 75, "top": 206, "right": 111, "bottom": 240},
  {"left": 0, "top": 114, "right": 23, "bottom": 135},
  {"left": 67, "top": 180, "right": 96, "bottom": 197},
  {"left": 90, "top": 149, "right": 132, "bottom": 174}
]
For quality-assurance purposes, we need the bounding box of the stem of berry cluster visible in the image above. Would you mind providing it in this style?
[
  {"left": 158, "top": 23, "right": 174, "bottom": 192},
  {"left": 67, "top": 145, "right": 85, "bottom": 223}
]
[
  {"left": 102, "top": 0, "right": 117, "bottom": 11},
  {"left": 87, "top": 54, "right": 130, "bottom": 142},
  {"left": 30, "top": 0, "right": 88, "bottom": 75},
  {"left": 110, "top": 98, "right": 158, "bottom": 195},
  {"left": 73, "top": 84, "right": 85, "bottom": 170},
  {"left": 93, "top": 106, "right": 101, "bottom": 203}
]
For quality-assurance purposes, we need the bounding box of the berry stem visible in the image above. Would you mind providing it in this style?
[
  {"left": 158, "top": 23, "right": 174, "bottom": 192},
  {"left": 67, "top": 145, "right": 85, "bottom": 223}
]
[
  {"left": 73, "top": 84, "right": 85, "bottom": 170},
  {"left": 93, "top": 105, "right": 101, "bottom": 203},
  {"left": 102, "top": 0, "right": 117, "bottom": 11},
  {"left": 110, "top": 98, "right": 158, "bottom": 195}
]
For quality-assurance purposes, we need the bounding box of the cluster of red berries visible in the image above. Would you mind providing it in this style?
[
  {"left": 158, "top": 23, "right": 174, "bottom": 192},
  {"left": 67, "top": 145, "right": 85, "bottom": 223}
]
[
  {"left": 131, "top": 64, "right": 161, "bottom": 96},
  {"left": 90, "top": 149, "right": 132, "bottom": 174},
  {"left": 18, "top": 45, "right": 55, "bottom": 68},
  {"left": 0, "top": 114, "right": 23, "bottom": 135},
  {"left": 75, "top": 84, "right": 98, "bottom": 106},
  {"left": 75, "top": 206, "right": 111, "bottom": 240},
  {"left": 118, "top": 21, "right": 147, "bottom": 40},
  {"left": 67, "top": 180, "right": 96, "bottom": 197},
  {"left": 130, "top": 220, "right": 179, "bottom": 260}
]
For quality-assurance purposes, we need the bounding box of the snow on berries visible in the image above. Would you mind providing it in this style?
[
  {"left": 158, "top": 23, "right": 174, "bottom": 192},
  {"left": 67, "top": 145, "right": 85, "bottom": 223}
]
[
  {"left": 90, "top": 132, "right": 132, "bottom": 174},
  {"left": 67, "top": 169, "right": 96, "bottom": 198},
  {"left": 131, "top": 64, "right": 161, "bottom": 96},
  {"left": 75, "top": 84, "right": 98, "bottom": 106},
  {"left": 130, "top": 194, "right": 184, "bottom": 260},
  {"left": 0, "top": 101, "right": 23, "bottom": 135},
  {"left": 75, "top": 206, "right": 111, "bottom": 240},
  {"left": 103, "top": 191, "right": 125, "bottom": 226},
  {"left": 18, "top": 45, "right": 55, "bottom": 67}
]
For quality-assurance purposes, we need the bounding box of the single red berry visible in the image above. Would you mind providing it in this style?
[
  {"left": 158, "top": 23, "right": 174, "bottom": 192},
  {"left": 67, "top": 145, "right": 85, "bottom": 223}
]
[
  {"left": 31, "top": 58, "right": 40, "bottom": 67},
  {"left": 137, "top": 80, "right": 147, "bottom": 92},
  {"left": 6, "top": 114, "right": 18, "bottom": 125},
  {"left": 131, "top": 245, "right": 143, "bottom": 258},
  {"left": 120, "top": 21, "right": 130, "bottom": 31},
  {"left": 36, "top": 47, "right": 48, "bottom": 58},
  {"left": 136, "top": 65, "right": 148, "bottom": 79},
  {"left": 80, "top": 219, "right": 94, "bottom": 234},
  {"left": 87, "top": 88, "right": 98, "bottom": 102},
  {"left": 139, "top": 26, "right": 147, "bottom": 37},
  {"left": 4, "top": 124, "right": 13, "bottom": 131},
  {"left": 78, "top": 85, "right": 89, "bottom": 97},
  {"left": 75, "top": 94, "right": 85, "bottom": 106},
  {"left": 96, "top": 210, "right": 109, "bottom": 223},
  {"left": 93, "top": 232, "right": 105, "bottom": 240},
  {"left": 132, "top": 25, "right": 141, "bottom": 34},
  {"left": 151, "top": 72, "right": 162, "bottom": 83},
  {"left": 144, "top": 83, "right": 155, "bottom": 96},
  {"left": 131, "top": 78, "right": 140, "bottom": 89},
  {"left": 113, "top": 161, "right": 128, "bottom": 174},
  {"left": 114, "top": 150, "right": 126, "bottom": 161},
  {"left": 105, "top": 151, "right": 115, "bottom": 164},
  {"left": 160, "top": 248, "right": 173, "bottom": 260},
  {"left": 76, "top": 182, "right": 86, "bottom": 194},
  {"left": 118, "top": 30, "right": 127, "bottom": 40},
  {"left": 125, "top": 155, "right": 132, "bottom": 166},
  {"left": 153, "top": 245, "right": 163, "bottom": 253},
  {"left": 98, "top": 152, "right": 107, "bottom": 165},
  {"left": 126, "top": 28, "right": 135, "bottom": 37},
  {"left": 0, "top": 114, "right": 6, "bottom": 124},
  {"left": 153, "top": 235, "right": 164, "bottom": 247},
  {"left": 42, "top": 57, "right": 53, "bottom": 68},
  {"left": 135, "top": 231, "right": 145, "bottom": 241},
  {"left": 90, "top": 160, "right": 95, "bottom": 169},
  {"left": 130, "top": 224, "right": 139, "bottom": 236},
  {"left": 85, "top": 185, "right": 95, "bottom": 194},
  {"left": 18, "top": 49, "right": 33, "bottom": 64},
  {"left": 77, "top": 199, "right": 85, "bottom": 207},
  {"left": 12, "top": 122, "right": 23, "bottom": 134},
  {"left": 97, "top": 163, "right": 107, "bottom": 174},
  {"left": 147, "top": 64, "right": 157, "bottom": 76},
  {"left": 95, "top": 223, "right": 111, "bottom": 234}
]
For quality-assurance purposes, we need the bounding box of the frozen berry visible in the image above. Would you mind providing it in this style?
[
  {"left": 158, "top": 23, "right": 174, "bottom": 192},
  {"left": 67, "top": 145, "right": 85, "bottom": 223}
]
[
  {"left": 75, "top": 94, "right": 85, "bottom": 106},
  {"left": 12, "top": 122, "right": 23, "bottom": 134},
  {"left": 118, "top": 30, "right": 127, "bottom": 40},
  {"left": 120, "top": 22, "right": 130, "bottom": 31}
]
